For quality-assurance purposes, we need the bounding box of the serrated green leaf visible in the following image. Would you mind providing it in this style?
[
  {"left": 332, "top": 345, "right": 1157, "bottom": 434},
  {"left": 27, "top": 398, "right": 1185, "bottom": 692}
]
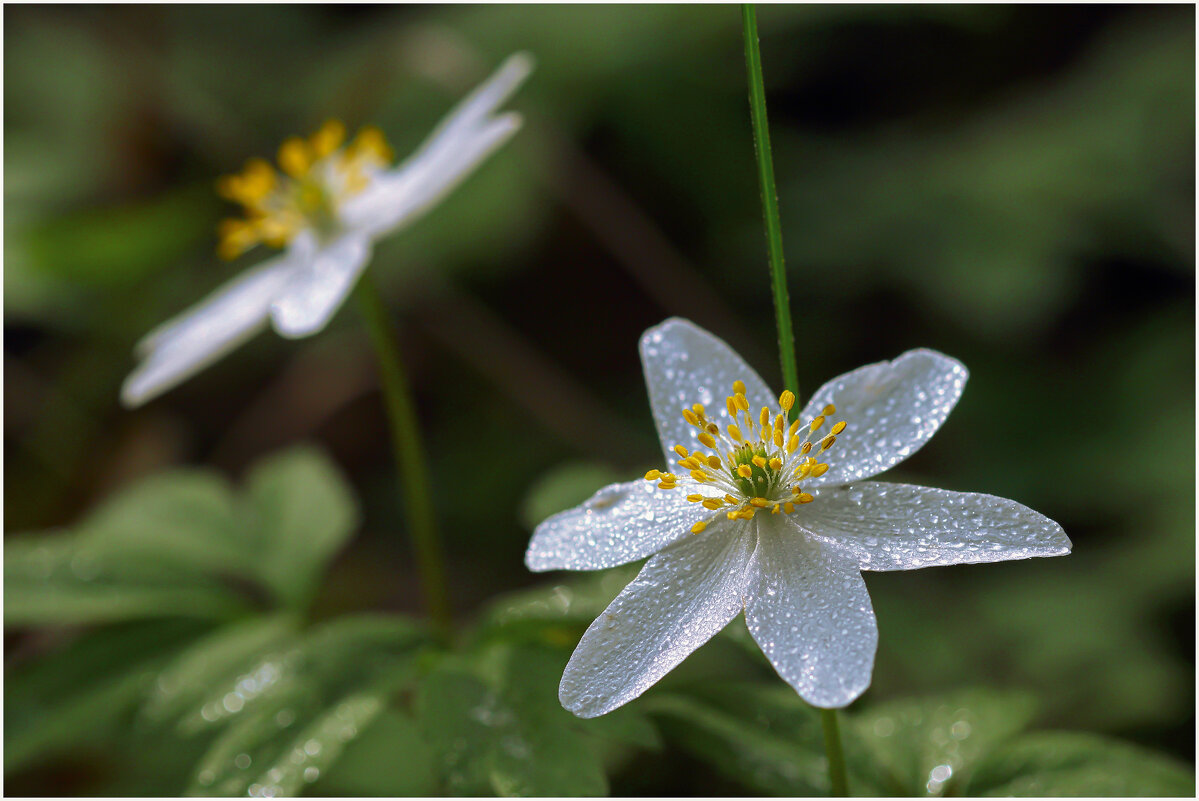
[
  {"left": 964, "top": 731, "right": 1195, "bottom": 797},
  {"left": 645, "top": 682, "right": 835, "bottom": 796},
  {"left": 849, "top": 688, "right": 1039, "bottom": 796},
  {"left": 241, "top": 446, "right": 359, "bottom": 607}
]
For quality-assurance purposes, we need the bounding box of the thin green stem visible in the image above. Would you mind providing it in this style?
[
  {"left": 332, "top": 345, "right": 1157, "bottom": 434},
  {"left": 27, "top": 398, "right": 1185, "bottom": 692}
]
[
  {"left": 744, "top": 6, "right": 849, "bottom": 796},
  {"left": 742, "top": 3, "right": 799, "bottom": 408},
  {"left": 355, "top": 273, "right": 453, "bottom": 642},
  {"left": 821, "top": 708, "right": 850, "bottom": 796}
]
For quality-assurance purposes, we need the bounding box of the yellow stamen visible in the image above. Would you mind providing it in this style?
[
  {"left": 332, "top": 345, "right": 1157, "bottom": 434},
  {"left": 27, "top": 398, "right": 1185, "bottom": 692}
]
[
  {"left": 750, "top": 497, "right": 770, "bottom": 508},
  {"left": 692, "top": 403, "right": 706, "bottom": 418},
  {"left": 310, "top": 119, "right": 346, "bottom": 159},
  {"left": 687, "top": 494, "right": 703, "bottom": 503},
  {"left": 733, "top": 380, "right": 746, "bottom": 395},
  {"left": 779, "top": 390, "right": 795, "bottom": 411},
  {"left": 752, "top": 456, "right": 767, "bottom": 468},
  {"left": 734, "top": 393, "right": 749, "bottom": 411},
  {"left": 728, "top": 424, "right": 744, "bottom": 443},
  {"left": 702, "top": 498, "right": 723, "bottom": 510},
  {"left": 277, "top": 137, "right": 312, "bottom": 178},
  {"left": 759, "top": 407, "right": 770, "bottom": 427},
  {"left": 691, "top": 470, "right": 711, "bottom": 483},
  {"left": 769, "top": 457, "right": 783, "bottom": 470},
  {"left": 784, "top": 501, "right": 795, "bottom": 514},
  {"left": 821, "top": 435, "right": 836, "bottom": 451},
  {"left": 707, "top": 455, "right": 723, "bottom": 469},
  {"left": 831, "top": 421, "right": 847, "bottom": 435},
  {"left": 682, "top": 408, "right": 699, "bottom": 426},
  {"left": 774, "top": 429, "right": 785, "bottom": 448},
  {"left": 674, "top": 445, "right": 689, "bottom": 458},
  {"left": 644, "top": 469, "right": 661, "bottom": 481},
  {"left": 771, "top": 503, "right": 781, "bottom": 514},
  {"left": 737, "top": 465, "right": 753, "bottom": 478},
  {"left": 698, "top": 432, "right": 717, "bottom": 448},
  {"left": 810, "top": 416, "right": 825, "bottom": 433},
  {"left": 801, "top": 441, "right": 813, "bottom": 454},
  {"left": 787, "top": 435, "right": 799, "bottom": 453},
  {"left": 797, "top": 492, "right": 815, "bottom": 504},
  {"left": 811, "top": 463, "right": 829, "bottom": 477},
  {"left": 691, "top": 521, "right": 708, "bottom": 534},
  {"left": 726, "top": 397, "right": 738, "bottom": 418},
  {"left": 823, "top": 403, "right": 836, "bottom": 416}
]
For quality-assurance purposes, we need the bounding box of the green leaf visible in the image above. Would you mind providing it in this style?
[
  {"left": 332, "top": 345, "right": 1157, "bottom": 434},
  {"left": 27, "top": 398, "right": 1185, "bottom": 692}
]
[
  {"left": 5, "top": 619, "right": 212, "bottom": 773},
  {"left": 4, "top": 446, "right": 359, "bottom": 626},
  {"left": 417, "top": 645, "right": 610, "bottom": 796},
  {"left": 240, "top": 446, "right": 359, "bottom": 607},
  {"left": 849, "top": 688, "right": 1039, "bottom": 796},
  {"left": 644, "top": 681, "right": 835, "bottom": 796},
  {"left": 142, "top": 613, "right": 301, "bottom": 728},
  {"left": 310, "top": 708, "right": 437, "bottom": 796},
  {"left": 183, "top": 614, "right": 429, "bottom": 796},
  {"left": 964, "top": 731, "right": 1196, "bottom": 797}
]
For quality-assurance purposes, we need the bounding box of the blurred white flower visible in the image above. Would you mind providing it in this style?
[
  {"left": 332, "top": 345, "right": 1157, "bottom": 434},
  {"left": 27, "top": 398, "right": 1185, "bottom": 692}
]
[
  {"left": 121, "top": 53, "right": 533, "bottom": 407},
  {"left": 527, "top": 317, "right": 1070, "bottom": 717}
]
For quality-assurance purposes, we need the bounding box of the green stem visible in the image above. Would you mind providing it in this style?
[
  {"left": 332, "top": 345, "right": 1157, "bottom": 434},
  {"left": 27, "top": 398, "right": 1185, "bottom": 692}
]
[
  {"left": 821, "top": 708, "right": 850, "bottom": 796},
  {"left": 742, "top": 3, "right": 800, "bottom": 408},
  {"left": 355, "top": 273, "right": 453, "bottom": 642},
  {"left": 744, "top": 6, "right": 849, "bottom": 796}
]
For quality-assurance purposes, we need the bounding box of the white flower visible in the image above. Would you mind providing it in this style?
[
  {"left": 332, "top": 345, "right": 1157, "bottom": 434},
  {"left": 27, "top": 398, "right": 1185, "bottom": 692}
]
[
  {"left": 526, "top": 317, "right": 1071, "bottom": 717},
  {"left": 121, "top": 53, "right": 533, "bottom": 407}
]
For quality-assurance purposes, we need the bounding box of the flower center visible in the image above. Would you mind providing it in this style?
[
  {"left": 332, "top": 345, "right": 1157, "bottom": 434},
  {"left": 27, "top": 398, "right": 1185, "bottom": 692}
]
[
  {"left": 644, "top": 380, "right": 846, "bottom": 533},
  {"left": 215, "top": 120, "right": 394, "bottom": 259}
]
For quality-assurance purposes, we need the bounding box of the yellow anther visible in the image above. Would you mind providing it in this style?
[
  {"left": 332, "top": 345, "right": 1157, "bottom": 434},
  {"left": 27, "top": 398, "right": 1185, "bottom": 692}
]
[
  {"left": 771, "top": 503, "right": 781, "bottom": 514},
  {"left": 735, "top": 393, "right": 749, "bottom": 411},
  {"left": 752, "top": 456, "right": 767, "bottom": 469},
  {"left": 690, "top": 470, "right": 711, "bottom": 483},
  {"left": 788, "top": 420, "right": 801, "bottom": 437},
  {"left": 775, "top": 414, "right": 785, "bottom": 432},
  {"left": 811, "top": 463, "right": 830, "bottom": 477},
  {"left": 679, "top": 457, "right": 700, "bottom": 470},
  {"left": 769, "top": 457, "right": 783, "bottom": 470},
  {"left": 750, "top": 497, "right": 770, "bottom": 508},
  {"left": 310, "top": 119, "right": 346, "bottom": 159},
  {"left": 687, "top": 494, "right": 704, "bottom": 503},
  {"left": 724, "top": 494, "right": 738, "bottom": 505},
  {"left": 774, "top": 429, "right": 785, "bottom": 448},
  {"left": 674, "top": 444, "right": 689, "bottom": 458},
  {"left": 733, "top": 380, "right": 747, "bottom": 395},
  {"left": 810, "top": 415, "right": 825, "bottom": 433},
  {"left": 823, "top": 404, "right": 836, "bottom": 416},
  {"left": 760, "top": 407, "right": 770, "bottom": 427},
  {"left": 702, "top": 498, "right": 723, "bottom": 510},
  {"left": 691, "top": 521, "right": 708, "bottom": 534},
  {"left": 728, "top": 424, "right": 744, "bottom": 443},
  {"left": 692, "top": 403, "right": 706, "bottom": 418},
  {"left": 726, "top": 397, "right": 738, "bottom": 418},
  {"left": 707, "top": 455, "right": 723, "bottom": 469},
  {"left": 737, "top": 465, "right": 753, "bottom": 478},
  {"left": 644, "top": 469, "right": 661, "bottom": 481},
  {"left": 698, "top": 432, "right": 717, "bottom": 449},
  {"left": 797, "top": 463, "right": 812, "bottom": 479},
  {"left": 277, "top": 137, "right": 313, "bottom": 178},
  {"left": 740, "top": 507, "right": 756, "bottom": 520},
  {"left": 779, "top": 390, "right": 795, "bottom": 411},
  {"left": 801, "top": 441, "right": 813, "bottom": 454},
  {"left": 797, "top": 492, "right": 815, "bottom": 504},
  {"left": 821, "top": 435, "right": 836, "bottom": 451},
  {"left": 831, "top": 421, "right": 847, "bottom": 435},
  {"left": 727, "top": 510, "right": 739, "bottom": 520},
  {"left": 706, "top": 423, "right": 720, "bottom": 436},
  {"left": 783, "top": 501, "right": 795, "bottom": 514},
  {"left": 347, "top": 125, "right": 393, "bottom": 163},
  {"left": 658, "top": 481, "right": 676, "bottom": 489},
  {"left": 787, "top": 435, "right": 799, "bottom": 453},
  {"left": 682, "top": 408, "right": 699, "bottom": 426}
]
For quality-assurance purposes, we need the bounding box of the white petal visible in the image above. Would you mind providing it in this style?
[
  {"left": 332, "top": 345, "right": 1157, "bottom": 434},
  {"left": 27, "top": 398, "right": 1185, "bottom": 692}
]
[
  {"left": 120, "top": 255, "right": 296, "bottom": 407},
  {"left": 745, "top": 516, "right": 878, "bottom": 709},
  {"left": 268, "top": 232, "right": 372, "bottom": 339},
  {"left": 799, "top": 349, "right": 967, "bottom": 487},
  {"left": 640, "top": 317, "right": 775, "bottom": 465},
  {"left": 559, "top": 521, "right": 755, "bottom": 718},
  {"left": 526, "top": 479, "right": 711, "bottom": 572},
  {"left": 340, "top": 52, "right": 532, "bottom": 238},
  {"left": 800, "top": 481, "right": 1072, "bottom": 571}
]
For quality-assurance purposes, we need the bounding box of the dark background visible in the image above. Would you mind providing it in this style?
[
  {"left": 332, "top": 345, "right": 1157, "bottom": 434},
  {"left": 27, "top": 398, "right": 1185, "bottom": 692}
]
[{"left": 5, "top": 4, "right": 1195, "bottom": 794}]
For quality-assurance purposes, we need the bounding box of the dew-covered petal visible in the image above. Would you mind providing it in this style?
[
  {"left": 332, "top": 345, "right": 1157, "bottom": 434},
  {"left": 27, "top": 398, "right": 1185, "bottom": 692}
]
[
  {"left": 121, "top": 255, "right": 296, "bottom": 407},
  {"left": 798, "top": 349, "right": 967, "bottom": 487},
  {"left": 640, "top": 317, "right": 775, "bottom": 465},
  {"left": 526, "top": 479, "right": 717, "bottom": 572},
  {"left": 559, "top": 521, "right": 755, "bottom": 718},
  {"left": 800, "top": 481, "right": 1072, "bottom": 571},
  {"left": 269, "top": 232, "right": 372, "bottom": 339},
  {"left": 745, "top": 516, "right": 877, "bottom": 709},
  {"left": 341, "top": 53, "right": 532, "bottom": 239}
]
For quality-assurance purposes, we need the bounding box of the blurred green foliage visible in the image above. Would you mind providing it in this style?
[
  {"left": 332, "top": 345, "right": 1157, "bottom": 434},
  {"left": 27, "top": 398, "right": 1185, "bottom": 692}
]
[{"left": 5, "top": 3, "right": 1194, "bottom": 796}]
